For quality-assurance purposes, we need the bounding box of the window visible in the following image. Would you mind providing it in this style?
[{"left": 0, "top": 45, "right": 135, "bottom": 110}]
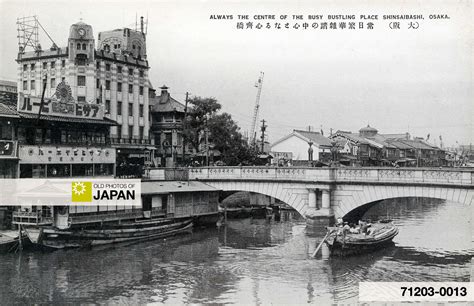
[
  {"left": 76, "top": 56, "right": 86, "bottom": 66},
  {"left": 128, "top": 68, "right": 133, "bottom": 75},
  {"left": 105, "top": 63, "right": 110, "bottom": 71},
  {"left": 77, "top": 43, "right": 81, "bottom": 49},
  {"left": 96, "top": 98, "right": 100, "bottom": 104},
  {"left": 139, "top": 105, "right": 144, "bottom": 117},
  {"left": 105, "top": 100, "right": 110, "bottom": 114},
  {"left": 77, "top": 96, "right": 86, "bottom": 102},
  {"left": 61, "top": 60, "right": 66, "bottom": 68},
  {"left": 82, "top": 43, "right": 86, "bottom": 50},
  {"left": 128, "top": 103, "right": 133, "bottom": 115},
  {"left": 128, "top": 84, "right": 133, "bottom": 94},
  {"left": 117, "top": 125, "right": 122, "bottom": 139},
  {"left": 96, "top": 79, "right": 100, "bottom": 89},
  {"left": 96, "top": 62, "right": 100, "bottom": 69},
  {"left": 117, "top": 82, "right": 122, "bottom": 92},
  {"left": 31, "top": 63, "right": 35, "bottom": 70},
  {"left": 50, "top": 78, "right": 56, "bottom": 89},
  {"left": 77, "top": 75, "right": 86, "bottom": 86},
  {"left": 51, "top": 61, "right": 55, "bottom": 69},
  {"left": 30, "top": 80, "right": 35, "bottom": 90},
  {"left": 139, "top": 86, "right": 144, "bottom": 95},
  {"left": 105, "top": 80, "right": 110, "bottom": 90},
  {"left": 129, "top": 126, "right": 133, "bottom": 139},
  {"left": 139, "top": 127, "right": 144, "bottom": 139},
  {"left": 117, "top": 101, "right": 122, "bottom": 115},
  {"left": 139, "top": 70, "right": 144, "bottom": 77},
  {"left": 23, "top": 64, "right": 27, "bottom": 71},
  {"left": 23, "top": 80, "right": 27, "bottom": 90},
  {"left": 43, "top": 62, "right": 47, "bottom": 69},
  {"left": 117, "top": 66, "right": 122, "bottom": 73}
]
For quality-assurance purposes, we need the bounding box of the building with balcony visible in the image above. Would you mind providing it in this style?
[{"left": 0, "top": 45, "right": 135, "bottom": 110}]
[
  {"left": 16, "top": 20, "right": 153, "bottom": 177},
  {"left": 150, "top": 86, "right": 191, "bottom": 167}
]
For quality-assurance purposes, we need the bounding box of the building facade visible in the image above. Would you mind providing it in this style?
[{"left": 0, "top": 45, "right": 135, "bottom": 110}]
[
  {"left": 329, "top": 125, "right": 445, "bottom": 167},
  {"left": 0, "top": 80, "right": 17, "bottom": 106},
  {"left": 150, "top": 86, "right": 191, "bottom": 167},
  {"left": 16, "top": 20, "right": 153, "bottom": 177},
  {"left": 270, "top": 129, "right": 332, "bottom": 164}
]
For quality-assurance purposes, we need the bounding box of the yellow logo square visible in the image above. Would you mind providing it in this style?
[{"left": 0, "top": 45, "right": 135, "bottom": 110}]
[{"left": 71, "top": 181, "right": 92, "bottom": 202}]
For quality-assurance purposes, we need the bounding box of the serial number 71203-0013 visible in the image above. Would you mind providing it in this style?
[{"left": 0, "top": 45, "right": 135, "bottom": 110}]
[{"left": 401, "top": 286, "right": 467, "bottom": 297}]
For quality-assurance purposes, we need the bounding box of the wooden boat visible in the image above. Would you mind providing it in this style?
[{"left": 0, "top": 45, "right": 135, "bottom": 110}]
[
  {"left": 324, "top": 222, "right": 399, "bottom": 256},
  {"left": 26, "top": 218, "right": 193, "bottom": 250},
  {"left": 0, "top": 231, "right": 30, "bottom": 253}
]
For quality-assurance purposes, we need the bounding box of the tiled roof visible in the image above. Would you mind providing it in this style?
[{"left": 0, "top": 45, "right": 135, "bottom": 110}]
[
  {"left": 398, "top": 139, "right": 437, "bottom": 150},
  {"left": 151, "top": 94, "right": 186, "bottom": 113},
  {"left": 332, "top": 131, "right": 368, "bottom": 144},
  {"left": 18, "top": 112, "right": 117, "bottom": 125},
  {"left": 0, "top": 103, "right": 20, "bottom": 118},
  {"left": 294, "top": 130, "right": 332, "bottom": 147},
  {"left": 387, "top": 140, "right": 415, "bottom": 150},
  {"left": 0, "top": 80, "right": 17, "bottom": 88}
]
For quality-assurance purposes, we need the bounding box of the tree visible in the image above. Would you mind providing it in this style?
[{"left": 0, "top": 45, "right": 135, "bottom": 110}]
[{"left": 183, "top": 96, "right": 257, "bottom": 166}]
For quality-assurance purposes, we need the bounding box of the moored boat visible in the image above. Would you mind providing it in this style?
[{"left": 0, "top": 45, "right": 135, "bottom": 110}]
[
  {"left": 27, "top": 218, "right": 193, "bottom": 250},
  {"left": 324, "top": 222, "right": 399, "bottom": 256},
  {"left": 0, "top": 231, "right": 30, "bottom": 253}
]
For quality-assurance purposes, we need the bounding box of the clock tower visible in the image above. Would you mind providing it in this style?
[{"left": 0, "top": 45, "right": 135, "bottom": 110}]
[{"left": 68, "top": 21, "right": 95, "bottom": 64}]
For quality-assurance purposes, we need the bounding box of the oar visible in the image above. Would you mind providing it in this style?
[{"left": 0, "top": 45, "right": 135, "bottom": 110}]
[{"left": 311, "top": 230, "right": 332, "bottom": 258}]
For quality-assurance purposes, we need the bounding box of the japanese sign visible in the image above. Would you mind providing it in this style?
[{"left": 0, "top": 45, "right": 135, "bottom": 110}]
[
  {"left": 0, "top": 141, "right": 16, "bottom": 157},
  {"left": 18, "top": 92, "right": 104, "bottom": 119},
  {"left": 18, "top": 145, "right": 115, "bottom": 164}
]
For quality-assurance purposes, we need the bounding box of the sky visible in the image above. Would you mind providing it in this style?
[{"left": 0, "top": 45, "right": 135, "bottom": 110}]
[{"left": 0, "top": 0, "right": 472, "bottom": 146}]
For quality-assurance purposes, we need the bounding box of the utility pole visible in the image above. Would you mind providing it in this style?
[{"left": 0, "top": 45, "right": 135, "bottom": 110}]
[
  {"left": 260, "top": 119, "right": 267, "bottom": 153},
  {"left": 182, "top": 92, "right": 189, "bottom": 165}
]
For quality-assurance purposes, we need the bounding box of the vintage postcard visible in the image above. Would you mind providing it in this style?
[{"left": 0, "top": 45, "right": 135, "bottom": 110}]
[{"left": 0, "top": 0, "right": 472, "bottom": 304}]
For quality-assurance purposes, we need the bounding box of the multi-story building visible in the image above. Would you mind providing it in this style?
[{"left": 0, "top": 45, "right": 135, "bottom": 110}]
[
  {"left": 150, "top": 86, "right": 189, "bottom": 167},
  {"left": 330, "top": 125, "right": 445, "bottom": 167},
  {"left": 16, "top": 20, "right": 153, "bottom": 177},
  {"left": 0, "top": 80, "right": 17, "bottom": 106},
  {"left": 15, "top": 21, "right": 118, "bottom": 178}
]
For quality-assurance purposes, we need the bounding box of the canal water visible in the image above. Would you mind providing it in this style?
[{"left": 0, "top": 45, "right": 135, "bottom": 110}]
[{"left": 0, "top": 199, "right": 472, "bottom": 304}]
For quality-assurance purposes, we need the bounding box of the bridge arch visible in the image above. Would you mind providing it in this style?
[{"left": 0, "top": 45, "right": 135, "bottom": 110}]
[
  {"left": 333, "top": 184, "right": 474, "bottom": 220},
  {"left": 204, "top": 181, "right": 311, "bottom": 217}
]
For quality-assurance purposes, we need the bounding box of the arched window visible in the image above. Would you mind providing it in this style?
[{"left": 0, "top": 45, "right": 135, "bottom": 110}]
[
  {"left": 82, "top": 43, "right": 86, "bottom": 50},
  {"left": 77, "top": 43, "right": 81, "bottom": 49}
]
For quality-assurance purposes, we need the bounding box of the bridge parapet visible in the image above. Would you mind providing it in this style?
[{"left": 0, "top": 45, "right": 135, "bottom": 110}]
[
  {"left": 187, "top": 167, "right": 333, "bottom": 181},
  {"left": 147, "top": 167, "right": 473, "bottom": 187},
  {"left": 335, "top": 168, "right": 473, "bottom": 186}
]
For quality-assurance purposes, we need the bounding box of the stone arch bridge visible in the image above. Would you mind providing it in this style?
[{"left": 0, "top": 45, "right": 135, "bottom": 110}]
[{"left": 148, "top": 167, "right": 473, "bottom": 225}]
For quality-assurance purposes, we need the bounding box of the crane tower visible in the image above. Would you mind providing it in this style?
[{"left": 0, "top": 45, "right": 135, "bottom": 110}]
[{"left": 250, "top": 72, "right": 264, "bottom": 145}]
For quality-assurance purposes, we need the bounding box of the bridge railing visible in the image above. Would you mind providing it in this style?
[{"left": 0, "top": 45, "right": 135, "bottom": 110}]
[
  {"left": 334, "top": 167, "right": 473, "bottom": 186},
  {"left": 146, "top": 167, "right": 473, "bottom": 186},
  {"left": 188, "top": 167, "right": 333, "bottom": 181}
]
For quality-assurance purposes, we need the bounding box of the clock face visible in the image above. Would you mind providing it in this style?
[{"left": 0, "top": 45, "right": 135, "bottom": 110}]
[{"left": 78, "top": 28, "right": 86, "bottom": 37}]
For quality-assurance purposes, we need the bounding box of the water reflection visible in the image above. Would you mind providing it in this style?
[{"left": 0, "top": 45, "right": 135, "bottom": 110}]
[{"left": 0, "top": 199, "right": 471, "bottom": 304}]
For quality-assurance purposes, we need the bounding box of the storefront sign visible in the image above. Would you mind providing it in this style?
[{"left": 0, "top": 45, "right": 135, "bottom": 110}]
[
  {"left": 0, "top": 140, "right": 17, "bottom": 157},
  {"left": 18, "top": 145, "right": 115, "bottom": 164},
  {"left": 18, "top": 93, "right": 104, "bottom": 119},
  {"left": 270, "top": 151, "right": 293, "bottom": 160}
]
